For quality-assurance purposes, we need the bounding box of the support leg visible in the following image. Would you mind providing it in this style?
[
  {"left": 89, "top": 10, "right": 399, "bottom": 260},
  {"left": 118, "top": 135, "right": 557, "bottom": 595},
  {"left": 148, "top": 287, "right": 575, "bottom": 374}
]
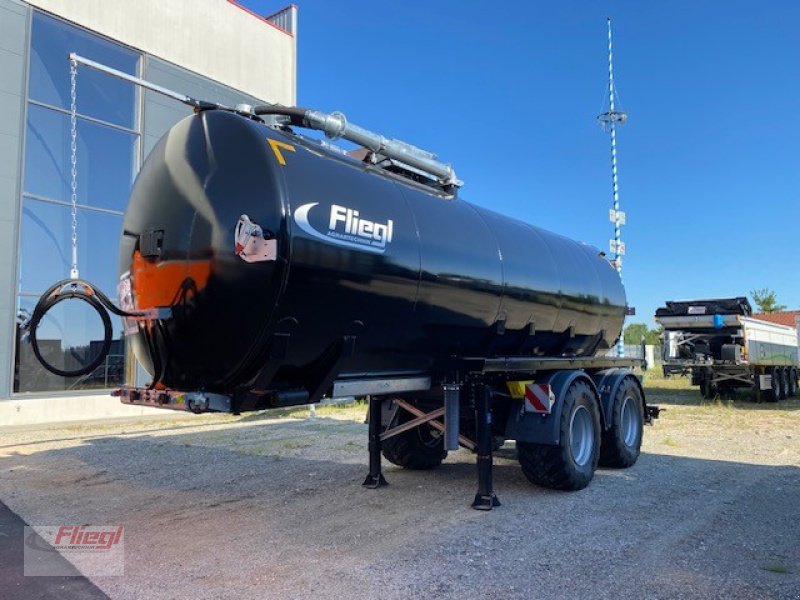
[
  {"left": 363, "top": 395, "right": 388, "bottom": 488},
  {"left": 472, "top": 382, "right": 500, "bottom": 510}
]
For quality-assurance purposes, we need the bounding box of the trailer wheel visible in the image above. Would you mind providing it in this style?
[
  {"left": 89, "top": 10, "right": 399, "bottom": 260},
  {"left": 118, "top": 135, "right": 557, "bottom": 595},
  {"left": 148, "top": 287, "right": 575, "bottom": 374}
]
[
  {"left": 517, "top": 380, "right": 600, "bottom": 491},
  {"left": 699, "top": 376, "right": 718, "bottom": 400},
  {"left": 767, "top": 367, "right": 782, "bottom": 403},
  {"left": 599, "top": 377, "right": 644, "bottom": 468},
  {"left": 775, "top": 367, "right": 787, "bottom": 400},
  {"left": 779, "top": 367, "right": 789, "bottom": 400},
  {"left": 381, "top": 406, "right": 447, "bottom": 470},
  {"left": 789, "top": 368, "right": 798, "bottom": 397}
]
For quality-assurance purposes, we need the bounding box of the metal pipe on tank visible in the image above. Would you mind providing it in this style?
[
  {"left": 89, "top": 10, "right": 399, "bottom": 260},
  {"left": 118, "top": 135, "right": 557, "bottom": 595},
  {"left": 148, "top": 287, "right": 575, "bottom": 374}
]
[
  {"left": 66, "top": 54, "right": 460, "bottom": 188},
  {"left": 303, "top": 110, "right": 461, "bottom": 187}
]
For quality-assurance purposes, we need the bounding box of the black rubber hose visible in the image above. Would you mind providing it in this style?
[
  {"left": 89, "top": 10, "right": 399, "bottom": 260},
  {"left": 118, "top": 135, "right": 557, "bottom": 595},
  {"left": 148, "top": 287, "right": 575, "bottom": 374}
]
[
  {"left": 251, "top": 105, "right": 308, "bottom": 126},
  {"left": 28, "top": 285, "right": 113, "bottom": 378},
  {"left": 26, "top": 278, "right": 149, "bottom": 379}
]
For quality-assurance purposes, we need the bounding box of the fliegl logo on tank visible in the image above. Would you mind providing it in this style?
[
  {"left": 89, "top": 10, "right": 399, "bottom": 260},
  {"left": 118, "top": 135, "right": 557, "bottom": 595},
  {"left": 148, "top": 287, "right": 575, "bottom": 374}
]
[{"left": 294, "top": 202, "right": 394, "bottom": 254}]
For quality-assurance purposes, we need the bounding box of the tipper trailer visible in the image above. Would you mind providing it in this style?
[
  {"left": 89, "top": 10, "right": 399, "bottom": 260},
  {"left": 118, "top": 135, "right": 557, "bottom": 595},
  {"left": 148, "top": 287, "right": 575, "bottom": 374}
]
[{"left": 656, "top": 298, "right": 799, "bottom": 401}]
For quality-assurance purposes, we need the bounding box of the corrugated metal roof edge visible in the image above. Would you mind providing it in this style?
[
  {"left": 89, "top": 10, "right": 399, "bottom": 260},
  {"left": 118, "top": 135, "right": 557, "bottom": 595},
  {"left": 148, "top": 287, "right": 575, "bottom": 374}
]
[{"left": 227, "top": 1, "right": 295, "bottom": 37}]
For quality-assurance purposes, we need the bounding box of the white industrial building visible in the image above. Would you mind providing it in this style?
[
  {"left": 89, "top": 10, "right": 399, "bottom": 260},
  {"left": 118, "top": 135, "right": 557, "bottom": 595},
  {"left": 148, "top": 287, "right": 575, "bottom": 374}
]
[{"left": 0, "top": 0, "right": 297, "bottom": 424}]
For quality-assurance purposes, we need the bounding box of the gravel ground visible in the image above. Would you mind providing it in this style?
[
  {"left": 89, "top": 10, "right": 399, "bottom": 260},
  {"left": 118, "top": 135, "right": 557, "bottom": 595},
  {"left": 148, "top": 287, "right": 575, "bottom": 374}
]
[{"left": 1, "top": 376, "right": 799, "bottom": 600}]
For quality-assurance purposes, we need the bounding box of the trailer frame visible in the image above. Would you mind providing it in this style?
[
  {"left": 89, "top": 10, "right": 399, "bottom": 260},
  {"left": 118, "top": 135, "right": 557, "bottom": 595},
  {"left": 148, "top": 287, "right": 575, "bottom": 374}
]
[
  {"left": 360, "top": 354, "right": 656, "bottom": 510},
  {"left": 116, "top": 354, "right": 656, "bottom": 510}
]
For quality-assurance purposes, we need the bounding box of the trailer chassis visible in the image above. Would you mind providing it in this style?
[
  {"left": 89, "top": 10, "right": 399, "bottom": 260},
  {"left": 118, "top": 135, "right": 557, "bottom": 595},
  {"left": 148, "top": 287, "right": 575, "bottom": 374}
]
[
  {"left": 664, "top": 360, "right": 800, "bottom": 401},
  {"left": 363, "top": 355, "right": 658, "bottom": 510},
  {"left": 115, "top": 355, "right": 658, "bottom": 510}
]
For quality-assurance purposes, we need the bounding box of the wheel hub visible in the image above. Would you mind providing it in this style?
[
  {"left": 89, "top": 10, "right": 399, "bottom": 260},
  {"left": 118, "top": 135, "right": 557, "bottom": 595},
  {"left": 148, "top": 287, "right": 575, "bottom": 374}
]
[
  {"left": 569, "top": 405, "right": 594, "bottom": 466},
  {"left": 620, "top": 395, "right": 640, "bottom": 447}
]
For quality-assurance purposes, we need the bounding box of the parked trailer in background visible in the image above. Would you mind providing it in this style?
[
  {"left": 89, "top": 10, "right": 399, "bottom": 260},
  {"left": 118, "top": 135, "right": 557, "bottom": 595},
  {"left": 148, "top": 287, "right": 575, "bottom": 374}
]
[{"left": 656, "top": 298, "right": 799, "bottom": 401}]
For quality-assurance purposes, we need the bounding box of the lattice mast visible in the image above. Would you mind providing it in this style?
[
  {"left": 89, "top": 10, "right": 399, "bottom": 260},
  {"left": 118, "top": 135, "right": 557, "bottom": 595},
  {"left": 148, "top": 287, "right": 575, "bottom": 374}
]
[{"left": 597, "top": 17, "right": 628, "bottom": 356}]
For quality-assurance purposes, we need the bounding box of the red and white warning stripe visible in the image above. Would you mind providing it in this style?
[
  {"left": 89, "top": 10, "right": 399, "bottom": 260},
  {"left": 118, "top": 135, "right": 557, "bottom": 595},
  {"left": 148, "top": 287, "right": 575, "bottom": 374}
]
[{"left": 524, "top": 383, "right": 555, "bottom": 414}]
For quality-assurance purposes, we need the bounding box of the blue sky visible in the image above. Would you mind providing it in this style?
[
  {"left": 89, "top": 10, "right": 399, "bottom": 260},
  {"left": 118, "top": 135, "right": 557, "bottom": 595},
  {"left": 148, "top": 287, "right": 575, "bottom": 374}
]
[{"left": 245, "top": 1, "right": 800, "bottom": 325}]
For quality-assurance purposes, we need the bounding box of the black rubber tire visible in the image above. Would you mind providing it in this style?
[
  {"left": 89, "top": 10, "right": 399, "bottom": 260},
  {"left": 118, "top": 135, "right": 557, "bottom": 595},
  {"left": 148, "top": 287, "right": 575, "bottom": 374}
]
[
  {"left": 599, "top": 377, "right": 644, "bottom": 468},
  {"left": 789, "top": 368, "right": 798, "bottom": 397},
  {"left": 780, "top": 367, "right": 790, "bottom": 399},
  {"left": 517, "top": 380, "right": 601, "bottom": 491},
  {"left": 381, "top": 406, "right": 447, "bottom": 470},
  {"left": 699, "top": 376, "right": 718, "bottom": 400},
  {"left": 766, "top": 367, "right": 781, "bottom": 403},
  {"left": 777, "top": 367, "right": 787, "bottom": 401}
]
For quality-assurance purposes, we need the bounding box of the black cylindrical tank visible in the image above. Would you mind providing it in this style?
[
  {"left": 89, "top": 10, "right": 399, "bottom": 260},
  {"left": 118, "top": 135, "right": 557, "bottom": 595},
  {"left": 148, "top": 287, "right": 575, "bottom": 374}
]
[{"left": 119, "top": 110, "right": 625, "bottom": 393}]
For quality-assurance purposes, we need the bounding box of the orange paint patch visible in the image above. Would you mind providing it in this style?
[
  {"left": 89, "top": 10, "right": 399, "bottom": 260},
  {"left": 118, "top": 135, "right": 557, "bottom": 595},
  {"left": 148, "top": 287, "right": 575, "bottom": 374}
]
[{"left": 131, "top": 251, "right": 212, "bottom": 309}]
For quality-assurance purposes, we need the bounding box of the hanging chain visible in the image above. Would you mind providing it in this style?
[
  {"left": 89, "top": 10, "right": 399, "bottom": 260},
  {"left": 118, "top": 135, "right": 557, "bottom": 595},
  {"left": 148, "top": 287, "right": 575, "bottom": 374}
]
[{"left": 69, "top": 58, "right": 79, "bottom": 279}]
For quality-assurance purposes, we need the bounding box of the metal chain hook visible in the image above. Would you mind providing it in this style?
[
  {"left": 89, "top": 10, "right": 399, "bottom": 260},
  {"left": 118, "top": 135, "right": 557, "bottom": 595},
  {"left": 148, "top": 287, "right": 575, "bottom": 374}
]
[{"left": 69, "top": 57, "right": 79, "bottom": 279}]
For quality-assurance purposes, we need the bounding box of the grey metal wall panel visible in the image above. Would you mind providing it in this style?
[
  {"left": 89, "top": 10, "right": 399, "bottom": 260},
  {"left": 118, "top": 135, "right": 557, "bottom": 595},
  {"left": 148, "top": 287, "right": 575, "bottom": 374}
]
[
  {"left": 0, "top": 177, "right": 16, "bottom": 219},
  {"left": 266, "top": 6, "right": 296, "bottom": 36},
  {"left": 0, "top": 91, "right": 23, "bottom": 136},
  {"left": 0, "top": 49, "right": 24, "bottom": 95},
  {"left": 0, "top": 0, "right": 28, "bottom": 399},
  {"left": 0, "top": 350, "right": 9, "bottom": 398},
  {"left": 0, "top": 2, "right": 26, "bottom": 54},
  {"left": 0, "top": 133, "right": 20, "bottom": 181},
  {"left": 0, "top": 214, "right": 15, "bottom": 262},
  {"left": 0, "top": 213, "right": 14, "bottom": 287}
]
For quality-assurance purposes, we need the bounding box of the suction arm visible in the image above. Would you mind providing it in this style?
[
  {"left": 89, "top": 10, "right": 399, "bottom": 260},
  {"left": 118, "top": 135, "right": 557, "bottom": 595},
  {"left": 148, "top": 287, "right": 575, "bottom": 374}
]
[{"left": 253, "top": 105, "right": 461, "bottom": 188}]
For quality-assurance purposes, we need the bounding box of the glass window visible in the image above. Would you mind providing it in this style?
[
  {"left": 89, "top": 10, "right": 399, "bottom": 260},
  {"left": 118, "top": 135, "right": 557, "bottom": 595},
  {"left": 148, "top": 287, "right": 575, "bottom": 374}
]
[
  {"left": 24, "top": 103, "right": 137, "bottom": 212},
  {"left": 14, "top": 296, "right": 125, "bottom": 393},
  {"left": 29, "top": 11, "right": 139, "bottom": 129},
  {"left": 18, "top": 197, "right": 123, "bottom": 296},
  {"left": 15, "top": 11, "right": 141, "bottom": 394}
]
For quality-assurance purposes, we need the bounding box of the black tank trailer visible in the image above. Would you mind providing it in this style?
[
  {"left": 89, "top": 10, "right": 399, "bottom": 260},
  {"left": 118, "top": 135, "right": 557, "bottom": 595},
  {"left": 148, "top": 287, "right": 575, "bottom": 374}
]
[
  {"left": 121, "top": 110, "right": 628, "bottom": 394},
  {"left": 34, "top": 95, "right": 658, "bottom": 508},
  {"left": 110, "top": 107, "right": 660, "bottom": 507}
]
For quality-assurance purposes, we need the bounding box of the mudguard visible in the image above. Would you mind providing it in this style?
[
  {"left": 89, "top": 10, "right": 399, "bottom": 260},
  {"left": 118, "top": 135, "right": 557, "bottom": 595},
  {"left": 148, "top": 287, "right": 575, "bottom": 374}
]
[
  {"left": 591, "top": 368, "right": 644, "bottom": 430},
  {"left": 504, "top": 370, "right": 599, "bottom": 445}
]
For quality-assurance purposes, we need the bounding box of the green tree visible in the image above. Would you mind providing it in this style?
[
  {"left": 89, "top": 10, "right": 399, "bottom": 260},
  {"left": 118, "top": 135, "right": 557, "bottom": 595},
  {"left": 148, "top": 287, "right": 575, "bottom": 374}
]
[
  {"left": 750, "top": 288, "right": 786, "bottom": 313},
  {"left": 624, "top": 323, "right": 647, "bottom": 344},
  {"left": 623, "top": 323, "right": 662, "bottom": 345},
  {"left": 645, "top": 325, "right": 663, "bottom": 345}
]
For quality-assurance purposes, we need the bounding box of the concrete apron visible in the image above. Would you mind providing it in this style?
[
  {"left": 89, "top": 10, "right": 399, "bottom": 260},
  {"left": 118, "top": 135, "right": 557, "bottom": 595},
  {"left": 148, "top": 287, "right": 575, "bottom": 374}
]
[{"left": 0, "top": 394, "right": 166, "bottom": 427}]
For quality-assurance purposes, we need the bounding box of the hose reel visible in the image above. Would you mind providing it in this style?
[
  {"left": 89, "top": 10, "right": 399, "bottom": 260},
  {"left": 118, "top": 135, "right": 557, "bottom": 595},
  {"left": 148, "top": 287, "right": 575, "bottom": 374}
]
[{"left": 23, "top": 279, "right": 163, "bottom": 378}]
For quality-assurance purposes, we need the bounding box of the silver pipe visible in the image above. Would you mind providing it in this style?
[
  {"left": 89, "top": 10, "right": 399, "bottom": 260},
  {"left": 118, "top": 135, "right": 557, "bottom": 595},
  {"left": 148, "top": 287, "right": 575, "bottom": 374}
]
[
  {"left": 71, "top": 52, "right": 460, "bottom": 187},
  {"left": 304, "top": 110, "right": 461, "bottom": 187},
  {"left": 69, "top": 53, "right": 221, "bottom": 109}
]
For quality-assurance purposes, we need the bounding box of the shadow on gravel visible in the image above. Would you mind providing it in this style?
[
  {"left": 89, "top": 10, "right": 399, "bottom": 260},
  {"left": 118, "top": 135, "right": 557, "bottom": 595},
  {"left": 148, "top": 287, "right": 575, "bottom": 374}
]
[
  {"left": 2, "top": 417, "right": 799, "bottom": 598},
  {"left": 3, "top": 421, "right": 536, "bottom": 503},
  {"left": 2, "top": 417, "right": 798, "bottom": 507}
]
